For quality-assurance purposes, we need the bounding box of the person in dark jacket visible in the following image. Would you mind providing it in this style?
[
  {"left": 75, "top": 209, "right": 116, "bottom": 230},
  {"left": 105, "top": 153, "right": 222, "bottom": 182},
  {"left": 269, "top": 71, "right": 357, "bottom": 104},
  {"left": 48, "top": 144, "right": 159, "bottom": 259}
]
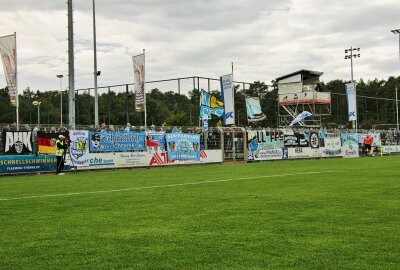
[{"left": 56, "top": 135, "right": 68, "bottom": 175}]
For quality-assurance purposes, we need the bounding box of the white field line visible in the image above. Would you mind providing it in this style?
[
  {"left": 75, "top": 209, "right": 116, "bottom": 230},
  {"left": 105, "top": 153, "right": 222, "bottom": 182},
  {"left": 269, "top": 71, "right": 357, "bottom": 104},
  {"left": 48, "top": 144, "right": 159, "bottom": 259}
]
[{"left": 0, "top": 171, "right": 334, "bottom": 201}]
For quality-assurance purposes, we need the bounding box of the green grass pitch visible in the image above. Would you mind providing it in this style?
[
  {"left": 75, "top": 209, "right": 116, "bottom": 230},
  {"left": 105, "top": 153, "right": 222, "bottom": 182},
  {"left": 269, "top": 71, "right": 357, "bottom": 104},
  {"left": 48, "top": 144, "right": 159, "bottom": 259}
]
[{"left": 1, "top": 156, "right": 399, "bottom": 269}]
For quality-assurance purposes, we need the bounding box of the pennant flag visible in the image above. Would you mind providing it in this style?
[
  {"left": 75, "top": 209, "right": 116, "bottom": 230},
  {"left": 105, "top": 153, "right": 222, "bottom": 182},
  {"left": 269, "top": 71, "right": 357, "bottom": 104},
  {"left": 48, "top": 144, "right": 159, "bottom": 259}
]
[
  {"left": 132, "top": 53, "right": 145, "bottom": 112},
  {"left": 345, "top": 82, "right": 357, "bottom": 121},
  {"left": 246, "top": 96, "right": 266, "bottom": 122},
  {"left": 220, "top": 74, "right": 235, "bottom": 125},
  {"left": 0, "top": 33, "right": 17, "bottom": 106},
  {"left": 289, "top": 111, "right": 312, "bottom": 127}
]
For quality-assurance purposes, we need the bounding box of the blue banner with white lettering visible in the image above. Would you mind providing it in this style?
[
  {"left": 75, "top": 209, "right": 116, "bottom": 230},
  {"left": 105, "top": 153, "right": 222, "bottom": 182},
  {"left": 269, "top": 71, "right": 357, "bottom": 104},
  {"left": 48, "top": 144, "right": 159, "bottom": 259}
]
[
  {"left": 89, "top": 131, "right": 146, "bottom": 152},
  {"left": 0, "top": 154, "right": 57, "bottom": 174},
  {"left": 166, "top": 133, "right": 200, "bottom": 161},
  {"left": 199, "top": 105, "right": 224, "bottom": 118}
]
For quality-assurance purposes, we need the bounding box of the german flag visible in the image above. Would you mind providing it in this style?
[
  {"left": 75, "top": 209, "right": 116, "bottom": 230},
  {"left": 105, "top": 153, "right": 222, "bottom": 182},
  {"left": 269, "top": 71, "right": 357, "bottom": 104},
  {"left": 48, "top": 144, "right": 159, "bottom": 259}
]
[{"left": 37, "top": 132, "right": 68, "bottom": 154}]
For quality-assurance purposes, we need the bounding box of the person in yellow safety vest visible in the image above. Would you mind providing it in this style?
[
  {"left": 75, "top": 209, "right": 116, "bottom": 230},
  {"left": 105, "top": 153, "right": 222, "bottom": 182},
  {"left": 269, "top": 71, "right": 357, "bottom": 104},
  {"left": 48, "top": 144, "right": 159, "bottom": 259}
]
[{"left": 56, "top": 134, "right": 67, "bottom": 175}]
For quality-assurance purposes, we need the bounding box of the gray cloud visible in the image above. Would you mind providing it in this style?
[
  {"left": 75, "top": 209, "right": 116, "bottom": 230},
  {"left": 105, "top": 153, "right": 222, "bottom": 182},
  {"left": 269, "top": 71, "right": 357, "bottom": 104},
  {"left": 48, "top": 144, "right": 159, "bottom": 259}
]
[{"left": 0, "top": 0, "right": 400, "bottom": 94}]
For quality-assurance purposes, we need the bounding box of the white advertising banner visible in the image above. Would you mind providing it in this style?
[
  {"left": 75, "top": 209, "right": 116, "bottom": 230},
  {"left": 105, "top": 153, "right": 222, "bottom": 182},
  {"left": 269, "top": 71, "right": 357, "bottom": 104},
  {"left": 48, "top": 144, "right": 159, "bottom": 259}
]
[
  {"left": 115, "top": 152, "right": 149, "bottom": 168},
  {"left": 278, "top": 92, "right": 331, "bottom": 105},
  {"left": 288, "top": 147, "right": 314, "bottom": 159},
  {"left": 322, "top": 134, "right": 342, "bottom": 157},
  {"left": 220, "top": 74, "right": 235, "bottom": 125},
  {"left": 247, "top": 130, "right": 285, "bottom": 161},
  {"left": 69, "top": 130, "right": 90, "bottom": 167},
  {"left": 345, "top": 82, "right": 357, "bottom": 121},
  {"left": 66, "top": 150, "right": 222, "bottom": 170},
  {"left": 87, "top": 153, "right": 115, "bottom": 170},
  {"left": 341, "top": 133, "right": 359, "bottom": 158},
  {"left": 381, "top": 145, "right": 400, "bottom": 154}
]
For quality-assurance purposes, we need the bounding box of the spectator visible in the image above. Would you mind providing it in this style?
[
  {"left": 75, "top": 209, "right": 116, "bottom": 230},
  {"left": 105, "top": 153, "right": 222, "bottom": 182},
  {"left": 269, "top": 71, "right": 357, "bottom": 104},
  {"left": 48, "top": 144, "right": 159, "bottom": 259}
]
[
  {"left": 364, "top": 134, "right": 373, "bottom": 156},
  {"left": 124, "top": 123, "right": 131, "bottom": 132}
]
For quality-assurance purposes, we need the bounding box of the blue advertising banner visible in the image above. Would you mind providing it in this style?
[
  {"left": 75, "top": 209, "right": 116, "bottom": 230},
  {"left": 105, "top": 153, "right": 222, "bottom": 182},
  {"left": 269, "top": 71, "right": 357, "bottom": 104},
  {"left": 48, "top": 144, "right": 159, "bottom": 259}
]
[
  {"left": 166, "top": 133, "right": 200, "bottom": 161},
  {"left": 0, "top": 154, "right": 57, "bottom": 174},
  {"left": 89, "top": 131, "right": 146, "bottom": 152}
]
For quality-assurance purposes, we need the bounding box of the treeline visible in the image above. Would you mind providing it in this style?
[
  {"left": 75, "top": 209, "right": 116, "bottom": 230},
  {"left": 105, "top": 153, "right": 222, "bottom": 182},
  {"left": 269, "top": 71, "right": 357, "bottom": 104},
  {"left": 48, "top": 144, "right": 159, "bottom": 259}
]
[{"left": 0, "top": 76, "right": 399, "bottom": 129}]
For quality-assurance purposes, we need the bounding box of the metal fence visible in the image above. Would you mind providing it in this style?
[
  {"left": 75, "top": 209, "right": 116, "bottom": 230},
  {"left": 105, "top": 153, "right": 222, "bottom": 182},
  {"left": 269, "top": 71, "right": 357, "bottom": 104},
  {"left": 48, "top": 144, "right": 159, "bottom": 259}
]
[{"left": 1, "top": 125, "right": 399, "bottom": 156}]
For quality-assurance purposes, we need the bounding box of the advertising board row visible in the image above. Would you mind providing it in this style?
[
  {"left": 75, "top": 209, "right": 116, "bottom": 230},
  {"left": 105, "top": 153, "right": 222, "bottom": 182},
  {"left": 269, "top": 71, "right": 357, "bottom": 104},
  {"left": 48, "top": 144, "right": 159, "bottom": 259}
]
[
  {"left": 0, "top": 150, "right": 222, "bottom": 174},
  {"left": 246, "top": 131, "right": 379, "bottom": 161}
]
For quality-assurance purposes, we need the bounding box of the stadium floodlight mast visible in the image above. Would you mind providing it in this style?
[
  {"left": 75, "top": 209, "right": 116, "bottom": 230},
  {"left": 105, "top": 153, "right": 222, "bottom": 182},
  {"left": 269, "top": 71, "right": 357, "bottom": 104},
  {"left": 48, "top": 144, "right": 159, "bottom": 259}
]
[
  {"left": 32, "top": 101, "right": 41, "bottom": 125},
  {"left": 344, "top": 47, "right": 360, "bottom": 83},
  {"left": 56, "top": 75, "right": 63, "bottom": 126},
  {"left": 344, "top": 47, "right": 361, "bottom": 129},
  {"left": 391, "top": 29, "right": 400, "bottom": 130}
]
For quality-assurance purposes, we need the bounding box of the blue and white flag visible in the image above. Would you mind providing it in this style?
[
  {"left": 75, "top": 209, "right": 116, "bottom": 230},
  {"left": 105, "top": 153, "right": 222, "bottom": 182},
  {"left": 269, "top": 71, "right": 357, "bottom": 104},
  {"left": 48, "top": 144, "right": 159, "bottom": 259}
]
[
  {"left": 246, "top": 96, "right": 266, "bottom": 122},
  {"left": 345, "top": 82, "right": 357, "bottom": 121},
  {"left": 202, "top": 114, "right": 209, "bottom": 133},
  {"left": 220, "top": 74, "right": 235, "bottom": 125},
  {"left": 199, "top": 105, "right": 224, "bottom": 118},
  {"left": 200, "top": 89, "right": 210, "bottom": 107},
  {"left": 289, "top": 111, "right": 312, "bottom": 127}
]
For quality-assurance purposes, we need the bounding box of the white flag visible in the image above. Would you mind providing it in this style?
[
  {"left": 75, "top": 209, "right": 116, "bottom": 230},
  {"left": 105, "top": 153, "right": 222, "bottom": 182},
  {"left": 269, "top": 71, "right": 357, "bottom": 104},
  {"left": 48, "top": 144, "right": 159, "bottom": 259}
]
[
  {"left": 220, "top": 74, "right": 235, "bottom": 125},
  {"left": 289, "top": 111, "right": 312, "bottom": 127},
  {"left": 345, "top": 82, "right": 357, "bottom": 121},
  {"left": 0, "top": 34, "right": 17, "bottom": 106},
  {"left": 132, "top": 53, "right": 145, "bottom": 112}
]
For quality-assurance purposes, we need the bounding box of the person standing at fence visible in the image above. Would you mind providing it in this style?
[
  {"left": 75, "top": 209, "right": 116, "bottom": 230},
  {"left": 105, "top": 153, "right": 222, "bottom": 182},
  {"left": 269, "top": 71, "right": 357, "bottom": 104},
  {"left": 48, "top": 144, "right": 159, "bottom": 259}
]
[
  {"left": 56, "top": 135, "right": 67, "bottom": 175},
  {"left": 124, "top": 123, "right": 131, "bottom": 132},
  {"left": 364, "top": 134, "right": 373, "bottom": 156}
]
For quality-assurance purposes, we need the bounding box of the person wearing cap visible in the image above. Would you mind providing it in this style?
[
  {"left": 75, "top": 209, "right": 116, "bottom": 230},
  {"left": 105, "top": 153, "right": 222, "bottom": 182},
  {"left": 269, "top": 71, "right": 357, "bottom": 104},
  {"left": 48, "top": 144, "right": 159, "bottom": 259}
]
[{"left": 56, "top": 134, "right": 67, "bottom": 175}]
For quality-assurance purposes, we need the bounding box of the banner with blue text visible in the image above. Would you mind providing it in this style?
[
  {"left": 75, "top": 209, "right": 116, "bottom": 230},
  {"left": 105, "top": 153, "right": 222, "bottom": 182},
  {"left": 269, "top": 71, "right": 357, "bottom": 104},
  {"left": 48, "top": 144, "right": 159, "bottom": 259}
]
[{"left": 89, "top": 131, "right": 146, "bottom": 152}]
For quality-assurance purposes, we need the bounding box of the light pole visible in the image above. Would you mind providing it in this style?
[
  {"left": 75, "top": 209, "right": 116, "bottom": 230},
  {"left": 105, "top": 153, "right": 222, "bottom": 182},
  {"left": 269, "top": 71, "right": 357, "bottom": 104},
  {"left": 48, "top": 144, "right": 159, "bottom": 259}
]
[
  {"left": 56, "top": 74, "right": 63, "bottom": 126},
  {"left": 93, "top": 0, "right": 99, "bottom": 128},
  {"left": 391, "top": 29, "right": 400, "bottom": 130},
  {"left": 32, "top": 101, "right": 41, "bottom": 125},
  {"left": 345, "top": 47, "right": 361, "bottom": 129}
]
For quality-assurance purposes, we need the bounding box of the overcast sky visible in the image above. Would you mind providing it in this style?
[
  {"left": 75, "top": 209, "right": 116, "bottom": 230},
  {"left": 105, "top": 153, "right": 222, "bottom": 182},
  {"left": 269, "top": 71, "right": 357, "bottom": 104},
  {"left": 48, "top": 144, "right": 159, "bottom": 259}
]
[{"left": 0, "top": 0, "right": 400, "bottom": 94}]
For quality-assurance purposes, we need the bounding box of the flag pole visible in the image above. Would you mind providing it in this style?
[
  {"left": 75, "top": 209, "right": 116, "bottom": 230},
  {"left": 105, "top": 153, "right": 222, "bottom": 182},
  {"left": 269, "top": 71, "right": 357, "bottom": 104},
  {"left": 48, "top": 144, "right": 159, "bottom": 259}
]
[
  {"left": 143, "top": 49, "right": 147, "bottom": 130},
  {"left": 15, "top": 32, "right": 19, "bottom": 130},
  {"left": 231, "top": 61, "right": 235, "bottom": 126},
  {"left": 199, "top": 84, "right": 201, "bottom": 127}
]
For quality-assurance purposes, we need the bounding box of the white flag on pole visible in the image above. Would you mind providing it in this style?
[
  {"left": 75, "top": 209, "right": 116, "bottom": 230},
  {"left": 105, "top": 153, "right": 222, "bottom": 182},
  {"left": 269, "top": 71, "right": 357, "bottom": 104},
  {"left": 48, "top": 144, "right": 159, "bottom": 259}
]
[
  {"left": 345, "top": 82, "right": 357, "bottom": 121},
  {"left": 0, "top": 33, "right": 17, "bottom": 106},
  {"left": 220, "top": 74, "right": 234, "bottom": 125}
]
